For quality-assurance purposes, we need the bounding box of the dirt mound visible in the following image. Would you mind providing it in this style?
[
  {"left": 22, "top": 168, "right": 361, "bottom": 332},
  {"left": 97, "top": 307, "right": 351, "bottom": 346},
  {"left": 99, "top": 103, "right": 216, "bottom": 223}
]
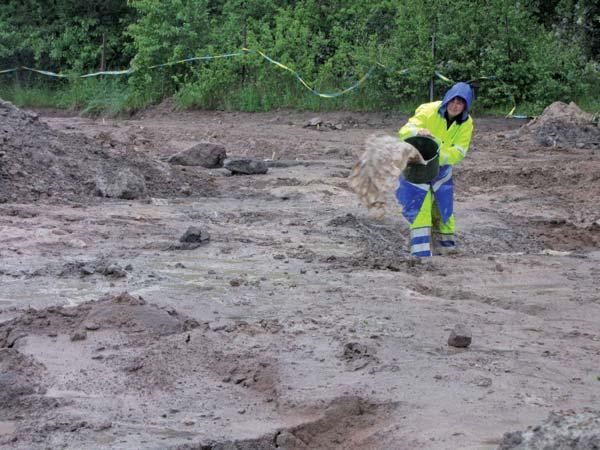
[
  {"left": 0, "top": 349, "right": 45, "bottom": 406},
  {"left": 0, "top": 292, "right": 199, "bottom": 347},
  {"left": 0, "top": 99, "right": 215, "bottom": 203},
  {"left": 175, "top": 396, "right": 398, "bottom": 450},
  {"left": 520, "top": 101, "right": 600, "bottom": 148},
  {"left": 498, "top": 410, "right": 600, "bottom": 449}
]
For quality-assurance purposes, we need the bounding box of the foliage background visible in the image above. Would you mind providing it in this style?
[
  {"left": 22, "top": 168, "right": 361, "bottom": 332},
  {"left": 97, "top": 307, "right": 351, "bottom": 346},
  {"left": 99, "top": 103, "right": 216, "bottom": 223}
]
[{"left": 0, "top": 0, "right": 598, "bottom": 113}]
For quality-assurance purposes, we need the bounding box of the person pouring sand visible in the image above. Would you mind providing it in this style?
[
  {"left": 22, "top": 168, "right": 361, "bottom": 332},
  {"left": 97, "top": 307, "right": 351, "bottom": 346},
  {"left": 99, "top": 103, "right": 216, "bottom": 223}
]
[{"left": 396, "top": 82, "right": 474, "bottom": 257}]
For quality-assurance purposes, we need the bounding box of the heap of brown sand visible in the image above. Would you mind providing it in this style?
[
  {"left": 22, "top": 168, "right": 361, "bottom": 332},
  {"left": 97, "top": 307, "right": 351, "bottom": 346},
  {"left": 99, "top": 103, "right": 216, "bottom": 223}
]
[{"left": 521, "top": 101, "right": 600, "bottom": 148}]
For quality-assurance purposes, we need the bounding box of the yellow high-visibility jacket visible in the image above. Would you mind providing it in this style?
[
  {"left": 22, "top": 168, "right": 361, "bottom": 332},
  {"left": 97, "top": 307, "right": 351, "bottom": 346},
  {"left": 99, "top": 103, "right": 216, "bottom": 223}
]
[{"left": 398, "top": 101, "right": 473, "bottom": 166}]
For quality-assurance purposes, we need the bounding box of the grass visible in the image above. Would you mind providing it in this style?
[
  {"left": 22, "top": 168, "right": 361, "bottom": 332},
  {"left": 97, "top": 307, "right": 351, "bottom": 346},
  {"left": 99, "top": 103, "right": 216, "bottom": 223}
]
[
  {"left": 0, "top": 77, "right": 135, "bottom": 116},
  {"left": 175, "top": 78, "right": 422, "bottom": 113},
  {"left": 0, "top": 83, "right": 60, "bottom": 108},
  {"left": 1, "top": 76, "right": 599, "bottom": 118}
]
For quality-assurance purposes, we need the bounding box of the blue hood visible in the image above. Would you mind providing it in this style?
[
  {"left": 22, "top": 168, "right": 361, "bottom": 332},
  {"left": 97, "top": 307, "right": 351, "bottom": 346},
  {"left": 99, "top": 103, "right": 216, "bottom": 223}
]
[{"left": 438, "top": 82, "right": 473, "bottom": 123}]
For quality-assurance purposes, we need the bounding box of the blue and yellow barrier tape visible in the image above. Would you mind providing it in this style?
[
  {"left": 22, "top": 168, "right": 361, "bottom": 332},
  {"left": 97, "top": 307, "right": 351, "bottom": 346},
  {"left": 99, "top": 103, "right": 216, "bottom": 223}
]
[
  {"left": 1, "top": 49, "right": 526, "bottom": 115},
  {"left": 81, "top": 69, "right": 134, "bottom": 78},
  {"left": 0, "top": 49, "right": 380, "bottom": 98},
  {"left": 147, "top": 51, "right": 248, "bottom": 69},
  {"left": 247, "top": 48, "right": 379, "bottom": 98},
  {"left": 22, "top": 67, "right": 69, "bottom": 78}
]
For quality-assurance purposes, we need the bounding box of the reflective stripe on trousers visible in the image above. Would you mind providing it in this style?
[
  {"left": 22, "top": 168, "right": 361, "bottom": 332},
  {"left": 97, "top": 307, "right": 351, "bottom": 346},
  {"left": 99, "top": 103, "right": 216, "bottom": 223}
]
[{"left": 411, "top": 227, "right": 431, "bottom": 257}]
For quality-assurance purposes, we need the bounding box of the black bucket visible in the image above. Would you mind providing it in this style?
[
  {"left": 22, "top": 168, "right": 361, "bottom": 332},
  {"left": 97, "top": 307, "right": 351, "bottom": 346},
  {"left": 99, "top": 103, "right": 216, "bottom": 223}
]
[{"left": 402, "top": 136, "right": 440, "bottom": 184}]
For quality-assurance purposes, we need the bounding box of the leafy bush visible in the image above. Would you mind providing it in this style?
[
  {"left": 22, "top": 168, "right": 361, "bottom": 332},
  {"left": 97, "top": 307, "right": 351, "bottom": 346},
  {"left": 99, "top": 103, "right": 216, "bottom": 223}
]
[{"left": 1, "top": 0, "right": 598, "bottom": 113}]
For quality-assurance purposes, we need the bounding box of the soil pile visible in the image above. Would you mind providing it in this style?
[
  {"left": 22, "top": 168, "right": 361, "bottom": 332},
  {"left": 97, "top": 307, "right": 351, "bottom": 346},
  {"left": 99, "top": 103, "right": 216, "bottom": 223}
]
[
  {"left": 0, "top": 292, "right": 200, "bottom": 347},
  {"left": 521, "top": 101, "right": 600, "bottom": 148},
  {"left": 0, "top": 99, "right": 215, "bottom": 203},
  {"left": 498, "top": 410, "right": 600, "bottom": 449},
  {"left": 0, "top": 349, "right": 46, "bottom": 407}
]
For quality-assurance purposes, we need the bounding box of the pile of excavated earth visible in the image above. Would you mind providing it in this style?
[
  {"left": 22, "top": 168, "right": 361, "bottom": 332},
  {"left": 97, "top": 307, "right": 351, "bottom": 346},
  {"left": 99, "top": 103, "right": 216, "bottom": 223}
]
[
  {"left": 520, "top": 101, "right": 600, "bottom": 149},
  {"left": 0, "top": 99, "right": 214, "bottom": 203}
]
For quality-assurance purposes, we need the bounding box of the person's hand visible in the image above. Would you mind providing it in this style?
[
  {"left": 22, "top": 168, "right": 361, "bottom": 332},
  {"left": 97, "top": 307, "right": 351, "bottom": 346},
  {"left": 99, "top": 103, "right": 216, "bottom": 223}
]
[{"left": 417, "top": 129, "right": 432, "bottom": 137}]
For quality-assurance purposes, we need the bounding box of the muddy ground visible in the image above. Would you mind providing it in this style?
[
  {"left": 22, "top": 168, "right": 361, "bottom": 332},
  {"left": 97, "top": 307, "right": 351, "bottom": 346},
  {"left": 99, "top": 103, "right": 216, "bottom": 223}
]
[{"left": 1, "top": 101, "right": 599, "bottom": 449}]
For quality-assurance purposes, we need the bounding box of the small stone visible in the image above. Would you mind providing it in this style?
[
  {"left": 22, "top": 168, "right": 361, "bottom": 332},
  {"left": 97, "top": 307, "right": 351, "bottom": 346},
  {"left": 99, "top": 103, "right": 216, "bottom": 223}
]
[
  {"left": 93, "top": 421, "right": 112, "bottom": 431},
  {"left": 70, "top": 330, "right": 87, "bottom": 341},
  {"left": 303, "top": 117, "right": 323, "bottom": 127},
  {"left": 448, "top": 324, "right": 472, "bottom": 348},
  {"left": 474, "top": 376, "right": 492, "bottom": 387},
  {"left": 84, "top": 322, "right": 100, "bottom": 331},
  {"left": 126, "top": 361, "right": 144, "bottom": 372},
  {"left": 180, "top": 226, "right": 210, "bottom": 243},
  {"left": 229, "top": 278, "right": 242, "bottom": 287},
  {"left": 103, "top": 264, "right": 127, "bottom": 278},
  {"left": 80, "top": 264, "right": 96, "bottom": 275}
]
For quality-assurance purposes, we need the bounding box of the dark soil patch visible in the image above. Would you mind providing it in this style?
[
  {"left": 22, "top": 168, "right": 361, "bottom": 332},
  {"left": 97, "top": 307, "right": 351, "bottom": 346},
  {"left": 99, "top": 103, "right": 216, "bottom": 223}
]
[
  {"left": 0, "top": 99, "right": 215, "bottom": 203},
  {"left": 0, "top": 292, "right": 199, "bottom": 348}
]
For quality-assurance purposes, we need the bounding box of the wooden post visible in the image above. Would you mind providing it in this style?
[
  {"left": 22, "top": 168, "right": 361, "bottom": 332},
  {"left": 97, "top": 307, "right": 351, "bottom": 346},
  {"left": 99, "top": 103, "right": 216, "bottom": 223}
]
[
  {"left": 100, "top": 33, "right": 106, "bottom": 72},
  {"left": 241, "top": 6, "right": 247, "bottom": 85}
]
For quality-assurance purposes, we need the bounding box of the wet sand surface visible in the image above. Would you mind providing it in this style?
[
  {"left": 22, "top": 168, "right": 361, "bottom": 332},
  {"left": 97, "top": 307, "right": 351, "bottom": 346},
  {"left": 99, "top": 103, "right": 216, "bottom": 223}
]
[{"left": 1, "top": 102, "right": 599, "bottom": 449}]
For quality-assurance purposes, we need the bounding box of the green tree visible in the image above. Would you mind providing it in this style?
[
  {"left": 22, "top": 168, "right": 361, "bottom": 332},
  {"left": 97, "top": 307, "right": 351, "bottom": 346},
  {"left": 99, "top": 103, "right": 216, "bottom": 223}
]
[
  {"left": 0, "top": 0, "right": 134, "bottom": 73},
  {"left": 126, "top": 0, "right": 211, "bottom": 102}
]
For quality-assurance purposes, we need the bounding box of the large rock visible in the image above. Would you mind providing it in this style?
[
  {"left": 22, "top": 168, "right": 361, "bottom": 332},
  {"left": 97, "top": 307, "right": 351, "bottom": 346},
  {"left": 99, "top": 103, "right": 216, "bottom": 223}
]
[
  {"left": 93, "top": 168, "right": 147, "bottom": 199},
  {"left": 223, "top": 158, "right": 268, "bottom": 175},
  {"left": 168, "top": 142, "right": 226, "bottom": 168}
]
